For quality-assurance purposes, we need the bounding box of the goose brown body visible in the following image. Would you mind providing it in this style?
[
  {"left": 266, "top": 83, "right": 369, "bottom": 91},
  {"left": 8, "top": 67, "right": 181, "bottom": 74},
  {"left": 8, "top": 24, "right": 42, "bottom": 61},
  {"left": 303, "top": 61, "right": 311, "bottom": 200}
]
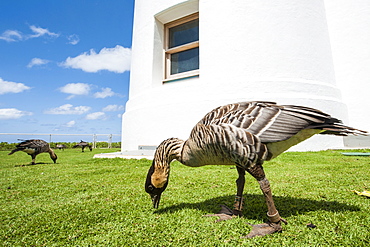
[
  {"left": 8, "top": 139, "right": 57, "bottom": 165},
  {"left": 73, "top": 140, "right": 92, "bottom": 152},
  {"left": 145, "top": 101, "right": 367, "bottom": 237},
  {"left": 56, "top": 144, "right": 66, "bottom": 150}
]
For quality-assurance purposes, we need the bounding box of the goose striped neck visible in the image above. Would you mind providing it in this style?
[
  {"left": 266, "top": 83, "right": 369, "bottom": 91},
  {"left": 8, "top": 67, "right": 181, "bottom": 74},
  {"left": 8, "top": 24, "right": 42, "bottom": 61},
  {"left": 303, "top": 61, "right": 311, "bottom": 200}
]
[{"left": 154, "top": 138, "right": 184, "bottom": 165}]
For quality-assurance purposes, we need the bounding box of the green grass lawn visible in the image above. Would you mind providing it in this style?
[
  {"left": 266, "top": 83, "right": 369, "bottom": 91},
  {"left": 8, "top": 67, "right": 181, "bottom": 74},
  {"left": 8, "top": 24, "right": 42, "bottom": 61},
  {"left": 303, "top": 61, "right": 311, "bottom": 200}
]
[{"left": 1, "top": 148, "right": 369, "bottom": 246}]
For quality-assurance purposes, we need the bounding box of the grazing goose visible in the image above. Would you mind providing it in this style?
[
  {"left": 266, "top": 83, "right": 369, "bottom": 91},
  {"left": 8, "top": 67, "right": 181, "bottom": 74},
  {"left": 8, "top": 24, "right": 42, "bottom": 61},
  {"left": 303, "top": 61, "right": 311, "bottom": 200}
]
[
  {"left": 73, "top": 140, "right": 92, "bottom": 152},
  {"left": 8, "top": 139, "right": 57, "bottom": 165},
  {"left": 145, "top": 101, "right": 367, "bottom": 238},
  {"left": 56, "top": 144, "right": 66, "bottom": 150}
]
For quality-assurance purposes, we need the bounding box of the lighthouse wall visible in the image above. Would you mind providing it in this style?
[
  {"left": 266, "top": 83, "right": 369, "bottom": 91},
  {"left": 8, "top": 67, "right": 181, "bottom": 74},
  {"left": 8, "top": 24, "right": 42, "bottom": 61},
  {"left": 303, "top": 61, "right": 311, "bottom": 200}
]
[
  {"left": 324, "top": 0, "right": 370, "bottom": 131},
  {"left": 122, "top": 0, "right": 351, "bottom": 151}
]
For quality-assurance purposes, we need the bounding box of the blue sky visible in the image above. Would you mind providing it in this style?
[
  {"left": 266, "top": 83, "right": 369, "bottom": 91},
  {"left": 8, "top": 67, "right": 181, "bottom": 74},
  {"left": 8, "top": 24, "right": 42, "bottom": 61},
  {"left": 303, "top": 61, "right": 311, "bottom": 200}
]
[{"left": 0, "top": 0, "right": 134, "bottom": 143}]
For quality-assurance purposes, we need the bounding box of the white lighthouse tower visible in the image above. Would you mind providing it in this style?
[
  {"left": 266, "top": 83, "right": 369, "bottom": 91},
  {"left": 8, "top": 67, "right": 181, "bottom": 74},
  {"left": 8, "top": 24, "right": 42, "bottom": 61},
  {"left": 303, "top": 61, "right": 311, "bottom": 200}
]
[{"left": 121, "top": 0, "right": 370, "bottom": 153}]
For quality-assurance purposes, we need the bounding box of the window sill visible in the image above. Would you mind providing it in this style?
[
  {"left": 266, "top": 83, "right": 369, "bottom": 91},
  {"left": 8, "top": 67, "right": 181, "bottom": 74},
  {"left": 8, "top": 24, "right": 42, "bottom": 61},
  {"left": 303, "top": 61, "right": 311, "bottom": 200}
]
[{"left": 163, "top": 70, "right": 199, "bottom": 83}]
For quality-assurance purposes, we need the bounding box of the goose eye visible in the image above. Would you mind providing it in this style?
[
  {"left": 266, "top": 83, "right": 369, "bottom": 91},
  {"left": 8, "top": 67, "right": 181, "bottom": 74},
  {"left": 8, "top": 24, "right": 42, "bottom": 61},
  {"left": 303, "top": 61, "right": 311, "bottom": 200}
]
[{"left": 148, "top": 185, "right": 154, "bottom": 191}]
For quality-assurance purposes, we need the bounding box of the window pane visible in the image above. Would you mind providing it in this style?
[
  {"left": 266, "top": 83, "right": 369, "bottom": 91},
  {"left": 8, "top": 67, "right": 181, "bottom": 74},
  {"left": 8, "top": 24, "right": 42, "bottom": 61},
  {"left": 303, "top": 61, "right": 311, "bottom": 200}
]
[
  {"left": 169, "top": 19, "right": 199, "bottom": 48},
  {"left": 171, "top": 47, "right": 199, "bottom": 75}
]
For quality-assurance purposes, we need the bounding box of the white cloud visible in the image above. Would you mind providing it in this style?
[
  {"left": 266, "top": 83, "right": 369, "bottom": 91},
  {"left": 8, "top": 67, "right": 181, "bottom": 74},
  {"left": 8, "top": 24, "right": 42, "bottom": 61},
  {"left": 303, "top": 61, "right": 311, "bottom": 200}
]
[
  {"left": 59, "top": 83, "right": 91, "bottom": 99},
  {"left": 0, "top": 78, "right": 31, "bottom": 94},
  {"left": 86, "top": 112, "right": 106, "bottom": 120},
  {"left": 60, "top": 45, "right": 131, "bottom": 73},
  {"left": 94, "top": 87, "right": 115, "bottom": 98},
  {"left": 102, "top": 104, "right": 125, "bottom": 112},
  {"left": 65, "top": 120, "right": 76, "bottom": 127},
  {"left": 28, "top": 25, "right": 59, "bottom": 39},
  {"left": 67, "top": 34, "right": 79, "bottom": 45},
  {"left": 0, "top": 30, "right": 23, "bottom": 42},
  {"left": 0, "top": 108, "right": 33, "bottom": 119},
  {"left": 44, "top": 104, "right": 91, "bottom": 115},
  {"left": 27, "top": 58, "right": 50, "bottom": 68},
  {"left": 0, "top": 25, "right": 59, "bottom": 42}
]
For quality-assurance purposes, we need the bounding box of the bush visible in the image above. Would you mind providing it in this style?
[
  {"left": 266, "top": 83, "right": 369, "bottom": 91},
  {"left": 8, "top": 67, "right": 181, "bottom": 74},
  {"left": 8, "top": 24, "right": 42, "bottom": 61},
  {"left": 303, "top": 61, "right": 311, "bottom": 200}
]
[
  {"left": 0, "top": 142, "right": 17, "bottom": 151},
  {"left": 0, "top": 142, "right": 121, "bottom": 151}
]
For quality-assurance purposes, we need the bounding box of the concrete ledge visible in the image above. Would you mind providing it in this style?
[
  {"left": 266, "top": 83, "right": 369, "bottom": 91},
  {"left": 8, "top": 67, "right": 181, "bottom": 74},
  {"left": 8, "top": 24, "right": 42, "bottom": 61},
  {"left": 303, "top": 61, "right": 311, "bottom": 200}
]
[
  {"left": 344, "top": 135, "right": 370, "bottom": 148},
  {"left": 93, "top": 150, "right": 154, "bottom": 160}
]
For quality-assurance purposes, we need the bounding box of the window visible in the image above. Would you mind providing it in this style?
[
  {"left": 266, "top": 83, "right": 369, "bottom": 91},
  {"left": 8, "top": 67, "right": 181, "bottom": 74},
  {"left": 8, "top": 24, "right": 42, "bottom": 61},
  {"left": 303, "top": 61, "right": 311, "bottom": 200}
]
[{"left": 164, "top": 13, "right": 199, "bottom": 81}]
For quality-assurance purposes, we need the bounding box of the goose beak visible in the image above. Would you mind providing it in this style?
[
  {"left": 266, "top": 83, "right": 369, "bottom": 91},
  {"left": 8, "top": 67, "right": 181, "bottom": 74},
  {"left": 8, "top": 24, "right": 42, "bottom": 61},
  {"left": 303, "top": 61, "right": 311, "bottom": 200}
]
[{"left": 151, "top": 193, "right": 161, "bottom": 209}]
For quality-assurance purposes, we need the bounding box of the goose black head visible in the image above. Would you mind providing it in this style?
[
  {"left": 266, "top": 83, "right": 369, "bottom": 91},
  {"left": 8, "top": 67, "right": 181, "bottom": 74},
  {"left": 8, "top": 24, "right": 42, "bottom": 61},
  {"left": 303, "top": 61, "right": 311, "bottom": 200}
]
[
  {"left": 49, "top": 150, "right": 58, "bottom": 164},
  {"left": 52, "top": 154, "right": 58, "bottom": 163},
  {"left": 145, "top": 163, "right": 169, "bottom": 209}
]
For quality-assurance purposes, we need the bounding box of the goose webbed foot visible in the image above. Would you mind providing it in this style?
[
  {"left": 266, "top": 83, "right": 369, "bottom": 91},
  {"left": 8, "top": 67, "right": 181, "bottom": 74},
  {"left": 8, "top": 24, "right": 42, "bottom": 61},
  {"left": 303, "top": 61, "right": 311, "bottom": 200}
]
[
  {"left": 203, "top": 204, "right": 241, "bottom": 222},
  {"left": 203, "top": 206, "right": 288, "bottom": 238},
  {"left": 243, "top": 221, "right": 283, "bottom": 238},
  {"left": 243, "top": 213, "right": 288, "bottom": 238}
]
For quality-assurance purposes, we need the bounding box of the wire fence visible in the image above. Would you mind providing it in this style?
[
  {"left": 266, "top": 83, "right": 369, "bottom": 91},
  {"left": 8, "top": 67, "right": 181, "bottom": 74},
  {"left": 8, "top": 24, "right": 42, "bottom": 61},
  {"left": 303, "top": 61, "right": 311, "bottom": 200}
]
[{"left": 0, "top": 133, "right": 121, "bottom": 148}]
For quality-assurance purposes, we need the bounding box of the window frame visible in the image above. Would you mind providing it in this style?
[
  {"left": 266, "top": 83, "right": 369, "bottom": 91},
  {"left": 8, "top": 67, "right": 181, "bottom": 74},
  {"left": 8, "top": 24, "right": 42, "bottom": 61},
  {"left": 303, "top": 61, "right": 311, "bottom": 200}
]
[{"left": 164, "top": 12, "right": 199, "bottom": 82}]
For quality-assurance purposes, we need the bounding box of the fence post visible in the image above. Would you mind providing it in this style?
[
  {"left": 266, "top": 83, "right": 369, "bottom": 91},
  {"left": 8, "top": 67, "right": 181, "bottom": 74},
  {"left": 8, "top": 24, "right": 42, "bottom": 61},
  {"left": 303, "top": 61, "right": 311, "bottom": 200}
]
[
  {"left": 92, "top": 134, "right": 97, "bottom": 149},
  {"left": 108, "top": 134, "right": 112, "bottom": 148}
]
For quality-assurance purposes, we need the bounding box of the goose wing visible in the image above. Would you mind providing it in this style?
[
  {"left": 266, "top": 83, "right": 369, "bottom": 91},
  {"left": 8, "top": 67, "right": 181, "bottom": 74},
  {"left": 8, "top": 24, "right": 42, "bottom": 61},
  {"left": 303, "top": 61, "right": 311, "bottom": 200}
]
[
  {"left": 73, "top": 141, "right": 87, "bottom": 147},
  {"left": 8, "top": 139, "right": 49, "bottom": 155},
  {"left": 198, "top": 101, "right": 359, "bottom": 143},
  {"left": 16, "top": 139, "right": 47, "bottom": 148}
]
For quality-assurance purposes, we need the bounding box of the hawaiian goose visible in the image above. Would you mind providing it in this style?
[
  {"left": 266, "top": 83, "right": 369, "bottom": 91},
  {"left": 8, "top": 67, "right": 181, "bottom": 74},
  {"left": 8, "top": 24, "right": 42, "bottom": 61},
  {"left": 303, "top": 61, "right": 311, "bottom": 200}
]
[
  {"left": 145, "top": 101, "right": 367, "bottom": 238},
  {"left": 56, "top": 144, "right": 66, "bottom": 150},
  {"left": 8, "top": 139, "right": 57, "bottom": 165},
  {"left": 73, "top": 140, "right": 92, "bottom": 152}
]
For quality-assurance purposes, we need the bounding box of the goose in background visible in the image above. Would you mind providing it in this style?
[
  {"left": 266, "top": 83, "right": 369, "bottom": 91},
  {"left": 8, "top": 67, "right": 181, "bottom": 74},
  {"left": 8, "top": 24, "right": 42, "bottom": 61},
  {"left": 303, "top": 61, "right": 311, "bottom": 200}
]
[
  {"left": 56, "top": 144, "right": 66, "bottom": 150},
  {"left": 8, "top": 139, "right": 57, "bottom": 165},
  {"left": 73, "top": 140, "right": 93, "bottom": 152}
]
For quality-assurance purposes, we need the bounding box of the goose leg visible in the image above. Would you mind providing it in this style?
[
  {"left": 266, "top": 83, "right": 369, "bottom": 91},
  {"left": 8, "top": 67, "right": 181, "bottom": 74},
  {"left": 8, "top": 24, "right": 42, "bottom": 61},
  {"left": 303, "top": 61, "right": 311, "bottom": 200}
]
[
  {"left": 31, "top": 154, "right": 36, "bottom": 165},
  {"left": 204, "top": 166, "right": 245, "bottom": 221},
  {"left": 243, "top": 164, "right": 287, "bottom": 238},
  {"left": 233, "top": 166, "right": 245, "bottom": 216}
]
